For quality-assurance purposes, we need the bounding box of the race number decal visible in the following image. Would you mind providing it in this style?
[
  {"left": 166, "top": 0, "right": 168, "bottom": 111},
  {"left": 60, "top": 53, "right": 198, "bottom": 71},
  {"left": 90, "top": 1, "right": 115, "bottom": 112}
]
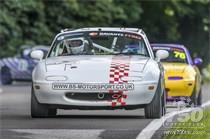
[
  {"left": 109, "top": 56, "right": 131, "bottom": 107},
  {"left": 173, "top": 51, "right": 186, "bottom": 59},
  {"left": 18, "top": 60, "right": 28, "bottom": 71}
]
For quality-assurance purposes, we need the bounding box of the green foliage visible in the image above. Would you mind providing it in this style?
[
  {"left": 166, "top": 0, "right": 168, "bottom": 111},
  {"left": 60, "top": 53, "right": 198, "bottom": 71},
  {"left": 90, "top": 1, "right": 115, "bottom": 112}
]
[
  {"left": 0, "top": 0, "right": 209, "bottom": 66},
  {"left": 0, "top": 0, "right": 52, "bottom": 56}
]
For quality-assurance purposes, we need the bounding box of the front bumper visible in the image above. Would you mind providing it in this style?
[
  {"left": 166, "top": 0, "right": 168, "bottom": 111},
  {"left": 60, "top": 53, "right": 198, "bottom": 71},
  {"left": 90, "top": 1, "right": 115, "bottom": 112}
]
[
  {"left": 165, "top": 79, "right": 194, "bottom": 97},
  {"left": 33, "top": 81, "right": 158, "bottom": 108}
]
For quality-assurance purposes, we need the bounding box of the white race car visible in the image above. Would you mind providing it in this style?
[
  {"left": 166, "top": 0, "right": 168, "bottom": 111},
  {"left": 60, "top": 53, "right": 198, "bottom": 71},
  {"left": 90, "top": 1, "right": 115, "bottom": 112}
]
[{"left": 30, "top": 27, "right": 169, "bottom": 118}]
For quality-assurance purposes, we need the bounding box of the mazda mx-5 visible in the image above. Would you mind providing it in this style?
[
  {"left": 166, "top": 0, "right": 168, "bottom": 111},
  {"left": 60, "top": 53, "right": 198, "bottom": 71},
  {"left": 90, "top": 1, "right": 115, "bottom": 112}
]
[{"left": 30, "top": 28, "right": 169, "bottom": 118}]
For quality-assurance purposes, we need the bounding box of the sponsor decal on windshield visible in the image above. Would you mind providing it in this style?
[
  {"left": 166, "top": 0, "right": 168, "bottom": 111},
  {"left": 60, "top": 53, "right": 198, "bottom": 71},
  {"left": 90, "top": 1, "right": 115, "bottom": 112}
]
[
  {"left": 99, "top": 32, "right": 124, "bottom": 37},
  {"left": 124, "top": 34, "right": 142, "bottom": 40},
  {"left": 89, "top": 32, "right": 142, "bottom": 40},
  {"left": 152, "top": 47, "right": 170, "bottom": 50}
]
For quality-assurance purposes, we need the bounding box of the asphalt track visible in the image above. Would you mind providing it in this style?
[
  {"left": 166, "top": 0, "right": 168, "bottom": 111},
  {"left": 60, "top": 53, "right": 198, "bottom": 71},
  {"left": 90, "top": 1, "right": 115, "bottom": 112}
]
[{"left": 0, "top": 82, "right": 209, "bottom": 139}]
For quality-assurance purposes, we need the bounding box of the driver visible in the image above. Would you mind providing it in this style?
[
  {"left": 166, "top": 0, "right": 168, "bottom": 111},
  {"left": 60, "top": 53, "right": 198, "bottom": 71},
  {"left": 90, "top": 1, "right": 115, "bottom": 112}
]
[
  {"left": 122, "top": 44, "right": 139, "bottom": 54},
  {"left": 65, "top": 38, "right": 85, "bottom": 55}
]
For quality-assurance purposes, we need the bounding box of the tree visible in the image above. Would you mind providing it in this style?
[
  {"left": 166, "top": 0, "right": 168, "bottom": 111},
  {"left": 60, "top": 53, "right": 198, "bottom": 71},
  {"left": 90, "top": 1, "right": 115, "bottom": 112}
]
[{"left": 0, "top": 0, "right": 209, "bottom": 66}]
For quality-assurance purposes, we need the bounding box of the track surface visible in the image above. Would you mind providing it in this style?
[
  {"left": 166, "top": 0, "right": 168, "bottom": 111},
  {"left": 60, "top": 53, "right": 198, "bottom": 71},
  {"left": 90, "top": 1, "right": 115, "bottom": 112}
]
[{"left": 0, "top": 83, "right": 209, "bottom": 139}]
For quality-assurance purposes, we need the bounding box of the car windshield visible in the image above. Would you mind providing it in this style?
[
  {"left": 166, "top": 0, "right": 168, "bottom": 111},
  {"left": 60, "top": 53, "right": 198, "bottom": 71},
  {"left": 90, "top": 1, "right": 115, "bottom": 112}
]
[
  {"left": 153, "top": 47, "right": 187, "bottom": 63},
  {"left": 49, "top": 31, "right": 149, "bottom": 57}
]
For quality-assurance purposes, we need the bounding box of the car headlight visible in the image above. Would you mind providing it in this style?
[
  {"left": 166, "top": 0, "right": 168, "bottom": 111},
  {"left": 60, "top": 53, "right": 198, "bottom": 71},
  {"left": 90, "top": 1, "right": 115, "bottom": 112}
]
[
  {"left": 45, "top": 76, "right": 68, "bottom": 81},
  {"left": 142, "top": 72, "right": 156, "bottom": 81},
  {"left": 120, "top": 76, "right": 142, "bottom": 82}
]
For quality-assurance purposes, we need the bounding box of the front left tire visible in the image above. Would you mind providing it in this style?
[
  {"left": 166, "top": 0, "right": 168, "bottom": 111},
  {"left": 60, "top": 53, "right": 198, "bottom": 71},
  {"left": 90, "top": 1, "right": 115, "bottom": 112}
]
[{"left": 197, "top": 89, "right": 202, "bottom": 106}]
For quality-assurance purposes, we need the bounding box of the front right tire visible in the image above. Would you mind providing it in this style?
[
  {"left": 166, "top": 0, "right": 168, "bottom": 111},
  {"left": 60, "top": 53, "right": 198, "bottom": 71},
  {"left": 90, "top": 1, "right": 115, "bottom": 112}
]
[{"left": 31, "top": 86, "right": 57, "bottom": 118}]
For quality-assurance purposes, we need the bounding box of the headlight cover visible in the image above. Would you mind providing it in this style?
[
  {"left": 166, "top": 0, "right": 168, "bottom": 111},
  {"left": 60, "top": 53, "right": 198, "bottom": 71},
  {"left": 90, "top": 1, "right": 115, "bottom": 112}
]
[{"left": 45, "top": 76, "right": 68, "bottom": 81}]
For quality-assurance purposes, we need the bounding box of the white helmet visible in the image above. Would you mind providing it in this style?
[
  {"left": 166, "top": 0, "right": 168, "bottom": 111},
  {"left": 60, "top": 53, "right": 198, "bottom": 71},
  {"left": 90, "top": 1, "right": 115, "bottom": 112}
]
[{"left": 65, "top": 37, "right": 85, "bottom": 54}]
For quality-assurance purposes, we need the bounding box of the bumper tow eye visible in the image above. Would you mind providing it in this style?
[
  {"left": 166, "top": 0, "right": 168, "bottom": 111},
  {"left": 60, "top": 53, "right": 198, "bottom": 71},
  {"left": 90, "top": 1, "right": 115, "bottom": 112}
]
[{"left": 98, "top": 93, "right": 105, "bottom": 99}]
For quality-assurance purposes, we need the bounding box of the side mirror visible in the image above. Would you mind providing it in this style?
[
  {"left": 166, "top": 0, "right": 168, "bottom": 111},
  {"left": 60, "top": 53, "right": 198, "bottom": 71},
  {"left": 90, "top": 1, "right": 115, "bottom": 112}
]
[
  {"left": 30, "top": 50, "right": 44, "bottom": 60},
  {"left": 193, "top": 57, "right": 202, "bottom": 65},
  {"left": 155, "top": 50, "right": 169, "bottom": 61}
]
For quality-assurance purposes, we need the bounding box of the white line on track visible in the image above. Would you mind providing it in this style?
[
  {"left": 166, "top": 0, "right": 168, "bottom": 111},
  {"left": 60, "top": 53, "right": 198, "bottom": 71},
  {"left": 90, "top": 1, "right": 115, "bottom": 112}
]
[
  {"left": 11, "top": 129, "right": 104, "bottom": 139},
  {"left": 136, "top": 100, "right": 210, "bottom": 139}
]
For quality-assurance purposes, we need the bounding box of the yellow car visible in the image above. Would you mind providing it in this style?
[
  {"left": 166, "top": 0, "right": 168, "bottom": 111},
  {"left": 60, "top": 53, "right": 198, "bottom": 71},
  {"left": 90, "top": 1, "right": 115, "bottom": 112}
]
[{"left": 151, "top": 44, "right": 203, "bottom": 106}]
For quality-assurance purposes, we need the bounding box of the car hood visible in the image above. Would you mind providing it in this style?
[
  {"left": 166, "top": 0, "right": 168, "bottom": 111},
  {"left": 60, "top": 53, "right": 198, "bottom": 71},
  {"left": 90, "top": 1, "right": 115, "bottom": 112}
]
[
  {"left": 163, "top": 62, "right": 188, "bottom": 75},
  {"left": 45, "top": 55, "right": 150, "bottom": 83}
]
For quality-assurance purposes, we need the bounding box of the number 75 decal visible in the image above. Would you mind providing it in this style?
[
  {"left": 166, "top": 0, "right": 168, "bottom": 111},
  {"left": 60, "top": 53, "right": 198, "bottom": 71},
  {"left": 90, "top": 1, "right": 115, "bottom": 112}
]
[{"left": 173, "top": 51, "right": 186, "bottom": 59}]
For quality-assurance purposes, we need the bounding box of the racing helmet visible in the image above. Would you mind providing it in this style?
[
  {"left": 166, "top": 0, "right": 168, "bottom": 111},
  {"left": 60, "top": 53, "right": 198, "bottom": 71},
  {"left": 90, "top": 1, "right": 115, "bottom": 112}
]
[
  {"left": 65, "top": 37, "right": 85, "bottom": 54},
  {"left": 122, "top": 44, "right": 139, "bottom": 54}
]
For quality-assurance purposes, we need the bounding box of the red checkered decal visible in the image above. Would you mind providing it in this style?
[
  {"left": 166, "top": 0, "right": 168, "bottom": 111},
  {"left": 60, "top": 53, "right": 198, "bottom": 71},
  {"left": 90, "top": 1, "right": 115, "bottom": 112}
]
[{"left": 109, "top": 56, "right": 130, "bottom": 107}]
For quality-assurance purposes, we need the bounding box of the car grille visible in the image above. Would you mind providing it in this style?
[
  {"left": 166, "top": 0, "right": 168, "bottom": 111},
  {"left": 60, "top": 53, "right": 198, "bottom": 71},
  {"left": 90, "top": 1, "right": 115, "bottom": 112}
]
[{"left": 65, "top": 92, "right": 121, "bottom": 101}]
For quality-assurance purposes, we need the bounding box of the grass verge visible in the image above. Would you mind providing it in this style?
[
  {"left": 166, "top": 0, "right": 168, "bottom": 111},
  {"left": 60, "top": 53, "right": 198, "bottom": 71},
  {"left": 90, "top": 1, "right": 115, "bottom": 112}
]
[{"left": 164, "top": 107, "right": 210, "bottom": 139}]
